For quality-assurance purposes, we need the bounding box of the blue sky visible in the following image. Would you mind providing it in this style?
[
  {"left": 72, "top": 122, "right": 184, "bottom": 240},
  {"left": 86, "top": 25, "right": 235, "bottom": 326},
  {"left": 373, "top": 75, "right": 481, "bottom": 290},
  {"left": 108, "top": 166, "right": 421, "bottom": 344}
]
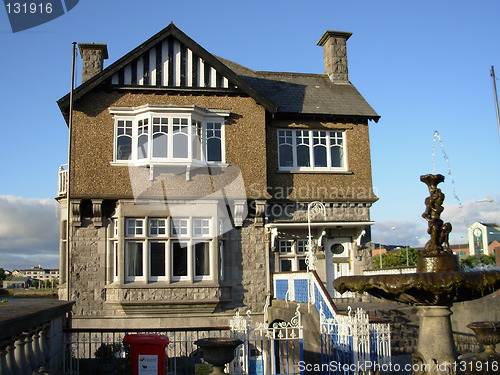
[{"left": 0, "top": 0, "right": 498, "bottom": 270}]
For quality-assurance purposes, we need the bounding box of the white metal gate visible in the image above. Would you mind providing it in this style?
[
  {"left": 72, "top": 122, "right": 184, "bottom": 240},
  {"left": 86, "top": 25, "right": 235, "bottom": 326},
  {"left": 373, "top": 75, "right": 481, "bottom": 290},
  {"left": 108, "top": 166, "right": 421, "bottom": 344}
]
[
  {"left": 230, "top": 305, "right": 304, "bottom": 375},
  {"left": 320, "top": 306, "right": 391, "bottom": 375}
]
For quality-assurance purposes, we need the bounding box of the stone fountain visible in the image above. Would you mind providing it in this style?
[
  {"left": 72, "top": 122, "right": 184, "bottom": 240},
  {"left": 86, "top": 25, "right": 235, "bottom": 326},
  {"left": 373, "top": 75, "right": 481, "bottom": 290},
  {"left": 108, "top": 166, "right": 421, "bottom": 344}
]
[{"left": 334, "top": 174, "right": 500, "bottom": 374}]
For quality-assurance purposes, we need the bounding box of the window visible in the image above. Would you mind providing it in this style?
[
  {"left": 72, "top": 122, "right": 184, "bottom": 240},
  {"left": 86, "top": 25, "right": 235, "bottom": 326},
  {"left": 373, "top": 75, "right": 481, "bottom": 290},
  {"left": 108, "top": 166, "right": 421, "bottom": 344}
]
[
  {"left": 171, "top": 219, "right": 188, "bottom": 237},
  {"left": 116, "top": 120, "right": 133, "bottom": 160},
  {"left": 126, "top": 219, "right": 144, "bottom": 237},
  {"left": 278, "top": 240, "right": 293, "bottom": 254},
  {"left": 126, "top": 242, "right": 145, "bottom": 280},
  {"left": 149, "top": 219, "right": 166, "bottom": 236},
  {"left": 111, "top": 106, "right": 228, "bottom": 165},
  {"left": 172, "top": 241, "right": 189, "bottom": 279},
  {"left": 206, "top": 122, "right": 223, "bottom": 162},
  {"left": 150, "top": 242, "right": 167, "bottom": 280},
  {"left": 278, "top": 239, "right": 308, "bottom": 272},
  {"left": 121, "top": 217, "right": 214, "bottom": 282},
  {"left": 194, "top": 242, "right": 210, "bottom": 277},
  {"left": 277, "top": 129, "right": 346, "bottom": 171},
  {"left": 193, "top": 218, "right": 211, "bottom": 237}
]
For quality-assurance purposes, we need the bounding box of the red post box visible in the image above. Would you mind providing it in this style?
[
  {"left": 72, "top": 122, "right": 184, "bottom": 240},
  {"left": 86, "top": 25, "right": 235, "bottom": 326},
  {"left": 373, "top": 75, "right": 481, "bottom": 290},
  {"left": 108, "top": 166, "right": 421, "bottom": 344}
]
[{"left": 123, "top": 334, "right": 169, "bottom": 375}]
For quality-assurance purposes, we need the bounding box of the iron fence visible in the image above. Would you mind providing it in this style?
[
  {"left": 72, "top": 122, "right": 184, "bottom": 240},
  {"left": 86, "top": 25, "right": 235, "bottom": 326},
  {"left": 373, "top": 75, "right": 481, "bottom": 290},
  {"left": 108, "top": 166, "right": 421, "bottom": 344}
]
[{"left": 63, "top": 326, "right": 231, "bottom": 375}]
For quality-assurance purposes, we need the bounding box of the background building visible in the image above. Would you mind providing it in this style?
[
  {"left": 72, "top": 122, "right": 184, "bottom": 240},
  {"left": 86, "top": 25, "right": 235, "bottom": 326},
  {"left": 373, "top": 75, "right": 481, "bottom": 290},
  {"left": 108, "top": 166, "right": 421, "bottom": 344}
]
[{"left": 468, "top": 222, "right": 500, "bottom": 256}]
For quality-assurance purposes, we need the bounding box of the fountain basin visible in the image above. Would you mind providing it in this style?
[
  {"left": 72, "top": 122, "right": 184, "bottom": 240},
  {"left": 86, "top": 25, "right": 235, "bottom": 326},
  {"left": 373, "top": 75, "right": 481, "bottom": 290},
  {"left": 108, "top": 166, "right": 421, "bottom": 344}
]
[
  {"left": 333, "top": 269, "right": 500, "bottom": 306},
  {"left": 194, "top": 337, "right": 243, "bottom": 375}
]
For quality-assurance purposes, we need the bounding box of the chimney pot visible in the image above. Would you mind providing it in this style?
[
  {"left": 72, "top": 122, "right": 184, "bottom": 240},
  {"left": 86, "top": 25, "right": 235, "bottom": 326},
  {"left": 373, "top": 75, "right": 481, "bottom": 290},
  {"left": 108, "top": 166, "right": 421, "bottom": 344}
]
[
  {"left": 317, "top": 31, "right": 352, "bottom": 84},
  {"left": 78, "top": 43, "right": 109, "bottom": 83}
]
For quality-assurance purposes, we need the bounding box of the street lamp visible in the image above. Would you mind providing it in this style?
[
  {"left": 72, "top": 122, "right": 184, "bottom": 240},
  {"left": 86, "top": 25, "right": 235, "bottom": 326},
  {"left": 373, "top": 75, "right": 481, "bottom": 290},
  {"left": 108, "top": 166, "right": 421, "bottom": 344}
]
[
  {"left": 377, "top": 226, "right": 396, "bottom": 269},
  {"left": 306, "top": 201, "right": 326, "bottom": 272}
]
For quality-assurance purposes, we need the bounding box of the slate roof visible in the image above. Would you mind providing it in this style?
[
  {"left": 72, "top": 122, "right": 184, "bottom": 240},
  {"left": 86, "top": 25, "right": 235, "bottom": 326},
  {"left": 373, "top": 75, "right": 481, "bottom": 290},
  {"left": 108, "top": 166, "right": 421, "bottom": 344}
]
[
  {"left": 58, "top": 23, "right": 378, "bottom": 122},
  {"left": 217, "top": 57, "right": 379, "bottom": 120}
]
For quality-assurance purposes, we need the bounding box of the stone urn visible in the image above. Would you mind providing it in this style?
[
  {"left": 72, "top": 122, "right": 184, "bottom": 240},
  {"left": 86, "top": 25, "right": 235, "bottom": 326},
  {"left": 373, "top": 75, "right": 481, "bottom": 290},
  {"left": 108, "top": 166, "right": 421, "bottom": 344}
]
[
  {"left": 467, "top": 321, "right": 500, "bottom": 360},
  {"left": 194, "top": 337, "right": 243, "bottom": 375}
]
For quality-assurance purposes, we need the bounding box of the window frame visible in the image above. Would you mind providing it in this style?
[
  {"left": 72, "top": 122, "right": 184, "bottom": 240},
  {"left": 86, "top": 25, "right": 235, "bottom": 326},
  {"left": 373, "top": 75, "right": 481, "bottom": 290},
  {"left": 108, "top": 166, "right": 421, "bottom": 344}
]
[
  {"left": 117, "top": 216, "right": 215, "bottom": 283},
  {"left": 278, "top": 238, "right": 308, "bottom": 272},
  {"left": 111, "top": 106, "right": 228, "bottom": 166},
  {"left": 125, "top": 241, "right": 146, "bottom": 282},
  {"left": 277, "top": 129, "right": 347, "bottom": 172}
]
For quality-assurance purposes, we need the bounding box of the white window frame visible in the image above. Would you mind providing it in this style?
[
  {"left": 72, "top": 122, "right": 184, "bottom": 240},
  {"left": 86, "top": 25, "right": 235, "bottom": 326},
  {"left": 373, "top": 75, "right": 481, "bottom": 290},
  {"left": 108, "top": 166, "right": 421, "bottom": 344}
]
[
  {"left": 149, "top": 240, "right": 169, "bottom": 282},
  {"left": 118, "top": 216, "right": 215, "bottom": 283},
  {"left": 171, "top": 240, "right": 191, "bottom": 281},
  {"left": 277, "top": 129, "right": 347, "bottom": 172},
  {"left": 126, "top": 219, "right": 145, "bottom": 237},
  {"left": 192, "top": 240, "right": 212, "bottom": 280},
  {"left": 112, "top": 219, "right": 118, "bottom": 238},
  {"left": 193, "top": 218, "right": 211, "bottom": 237},
  {"left": 112, "top": 241, "right": 118, "bottom": 282},
  {"left": 125, "top": 241, "right": 146, "bottom": 282},
  {"left": 149, "top": 218, "right": 167, "bottom": 237},
  {"left": 110, "top": 105, "right": 228, "bottom": 166},
  {"left": 278, "top": 239, "right": 308, "bottom": 272},
  {"left": 171, "top": 218, "right": 189, "bottom": 237}
]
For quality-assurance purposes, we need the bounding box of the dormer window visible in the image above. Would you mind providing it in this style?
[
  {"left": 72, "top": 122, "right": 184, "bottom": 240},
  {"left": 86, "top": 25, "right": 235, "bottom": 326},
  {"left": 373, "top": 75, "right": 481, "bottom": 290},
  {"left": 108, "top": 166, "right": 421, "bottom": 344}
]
[{"left": 110, "top": 105, "right": 228, "bottom": 166}]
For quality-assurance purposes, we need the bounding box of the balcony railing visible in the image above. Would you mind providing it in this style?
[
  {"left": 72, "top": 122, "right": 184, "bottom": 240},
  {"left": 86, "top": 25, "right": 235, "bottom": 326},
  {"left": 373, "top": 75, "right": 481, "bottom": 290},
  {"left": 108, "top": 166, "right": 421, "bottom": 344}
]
[
  {"left": 58, "top": 164, "right": 68, "bottom": 197},
  {"left": 0, "top": 299, "right": 74, "bottom": 375}
]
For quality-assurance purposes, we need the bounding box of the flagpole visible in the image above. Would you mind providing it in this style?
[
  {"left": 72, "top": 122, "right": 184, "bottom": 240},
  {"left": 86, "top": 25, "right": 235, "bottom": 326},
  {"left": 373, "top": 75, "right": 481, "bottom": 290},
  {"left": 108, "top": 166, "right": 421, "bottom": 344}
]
[
  {"left": 65, "top": 41, "right": 77, "bottom": 300},
  {"left": 490, "top": 66, "right": 500, "bottom": 140}
]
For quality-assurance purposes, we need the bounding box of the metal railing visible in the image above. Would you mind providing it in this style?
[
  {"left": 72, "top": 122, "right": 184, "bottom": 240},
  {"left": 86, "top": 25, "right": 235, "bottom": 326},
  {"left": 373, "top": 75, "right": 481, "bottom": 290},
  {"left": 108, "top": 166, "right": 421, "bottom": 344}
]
[
  {"left": 273, "top": 271, "right": 392, "bottom": 373},
  {"left": 64, "top": 326, "right": 231, "bottom": 375},
  {"left": 58, "top": 164, "right": 68, "bottom": 196}
]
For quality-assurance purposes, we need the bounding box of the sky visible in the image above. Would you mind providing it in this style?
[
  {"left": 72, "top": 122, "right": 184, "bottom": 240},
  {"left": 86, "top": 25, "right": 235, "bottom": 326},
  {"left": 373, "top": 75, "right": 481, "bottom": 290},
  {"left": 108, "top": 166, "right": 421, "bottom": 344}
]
[{"left": 0, "top": 0, "right": 498, "bottom": 270}]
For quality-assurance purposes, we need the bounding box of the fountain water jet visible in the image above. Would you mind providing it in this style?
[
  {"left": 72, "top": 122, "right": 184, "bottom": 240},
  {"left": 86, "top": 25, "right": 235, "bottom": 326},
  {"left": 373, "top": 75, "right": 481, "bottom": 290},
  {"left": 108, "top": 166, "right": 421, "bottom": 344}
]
[{"left": 333, "top": 174, "right": 500, "bottom": 374}]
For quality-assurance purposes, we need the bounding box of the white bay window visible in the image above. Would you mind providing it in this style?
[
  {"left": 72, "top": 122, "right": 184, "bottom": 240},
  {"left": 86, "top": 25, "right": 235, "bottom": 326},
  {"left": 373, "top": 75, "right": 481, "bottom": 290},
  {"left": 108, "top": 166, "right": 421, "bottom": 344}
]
[
  {"left": 111, "top": 105, "right": 228, "bottom": 165},
  {"left": 122, "top": 217, "right": 214, "bottom": 282}
]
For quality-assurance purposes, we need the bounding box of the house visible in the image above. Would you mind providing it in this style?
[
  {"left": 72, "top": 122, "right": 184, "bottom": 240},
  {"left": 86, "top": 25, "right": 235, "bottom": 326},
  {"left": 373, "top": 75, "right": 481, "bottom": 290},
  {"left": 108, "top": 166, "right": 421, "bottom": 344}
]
[
  {"left": 17, "top": 266, "right": 60, "bottom": 282},
  {"left": 56, "top": 23, "right": 379, "bottom": 329},
  {"left": 450, "top": 244, "right": 470, "bottom": 259},
  {"left": 3, "top": 277, "right": 31, "bottom": 289},
  {"left": 468, "top": 222, "right": 500, "bottom": 256}
]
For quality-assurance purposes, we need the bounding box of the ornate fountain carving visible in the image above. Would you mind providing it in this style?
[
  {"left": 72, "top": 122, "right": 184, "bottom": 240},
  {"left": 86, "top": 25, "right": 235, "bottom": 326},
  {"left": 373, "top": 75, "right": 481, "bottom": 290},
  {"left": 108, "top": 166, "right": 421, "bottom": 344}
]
[
  {"left": 420, "top": 174, "right": 452, "bottom": 256},
  {"left": 419, "top": 174, "right": 459, "bottom": 272},
  {"left": 333, "top": 174, "right": 500, "bottom": 374}
]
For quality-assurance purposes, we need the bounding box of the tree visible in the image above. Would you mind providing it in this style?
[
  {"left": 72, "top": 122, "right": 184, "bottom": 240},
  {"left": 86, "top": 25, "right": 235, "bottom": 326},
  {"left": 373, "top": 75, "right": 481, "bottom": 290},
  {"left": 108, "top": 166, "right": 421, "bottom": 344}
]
[
  {"left": 461, "top": 255, "right": 496, "bottom": 270},
  {"left": 0, "top": 268, "right": 5, "bottom": 281},
  {"left": 374, "top": 247, "right": 420, "bottom": 268}
]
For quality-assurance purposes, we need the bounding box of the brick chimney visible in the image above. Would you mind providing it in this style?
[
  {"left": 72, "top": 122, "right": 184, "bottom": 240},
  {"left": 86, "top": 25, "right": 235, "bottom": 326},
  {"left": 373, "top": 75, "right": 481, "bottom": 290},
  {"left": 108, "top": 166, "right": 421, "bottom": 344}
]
[
  {"left": 78, "top": 43, "right": 108, "bottom": 83},
  {"left": 317, "top": 31, "right": 352, "bottom": 84}
]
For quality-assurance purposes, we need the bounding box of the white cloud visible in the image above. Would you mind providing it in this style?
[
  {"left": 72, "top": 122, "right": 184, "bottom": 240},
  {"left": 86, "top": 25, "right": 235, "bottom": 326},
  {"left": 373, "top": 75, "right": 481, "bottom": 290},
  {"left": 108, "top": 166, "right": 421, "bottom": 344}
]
[
  {"left": 0, "top": 195, "right": 59, "bottom": 271},
  {"left": 373, "top": 195, "right": 499, "bottom": 247}
]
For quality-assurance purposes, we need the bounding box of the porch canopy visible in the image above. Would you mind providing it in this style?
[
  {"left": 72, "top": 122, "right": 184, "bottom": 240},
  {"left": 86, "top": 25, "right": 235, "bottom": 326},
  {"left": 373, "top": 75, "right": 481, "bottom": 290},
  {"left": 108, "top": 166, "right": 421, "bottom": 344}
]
[{"left": 264, "top": 221, "right": 375, "bottom": 229}]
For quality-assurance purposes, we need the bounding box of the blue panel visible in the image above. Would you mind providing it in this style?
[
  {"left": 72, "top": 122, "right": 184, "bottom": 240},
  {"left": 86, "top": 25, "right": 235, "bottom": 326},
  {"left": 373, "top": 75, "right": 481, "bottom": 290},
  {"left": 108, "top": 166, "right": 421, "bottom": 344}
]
[
  {"left": 294, "top": 279, "right": 309, "bottom": 303},
  {"left": 249, "top": 359, "right": 264, "bottom": 375},
  {"left": 314, "top": 284, "right": 334, "bottom": 320},
  {"left": 275, "top": 279, "right": 289, "bottom": 299}
]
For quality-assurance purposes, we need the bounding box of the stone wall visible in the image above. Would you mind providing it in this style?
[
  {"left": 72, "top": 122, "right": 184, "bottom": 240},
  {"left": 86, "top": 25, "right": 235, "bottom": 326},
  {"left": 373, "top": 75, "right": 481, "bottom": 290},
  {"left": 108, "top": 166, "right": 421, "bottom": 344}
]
[
  {"left": 66, "top": 205, "right": 269, "bottom": 328},
  {"left": 69, "top": 219, "right": 107, "bottom": 317},
  {"left": 451, "top": 294, "right": 499, "bottom": 334}
]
